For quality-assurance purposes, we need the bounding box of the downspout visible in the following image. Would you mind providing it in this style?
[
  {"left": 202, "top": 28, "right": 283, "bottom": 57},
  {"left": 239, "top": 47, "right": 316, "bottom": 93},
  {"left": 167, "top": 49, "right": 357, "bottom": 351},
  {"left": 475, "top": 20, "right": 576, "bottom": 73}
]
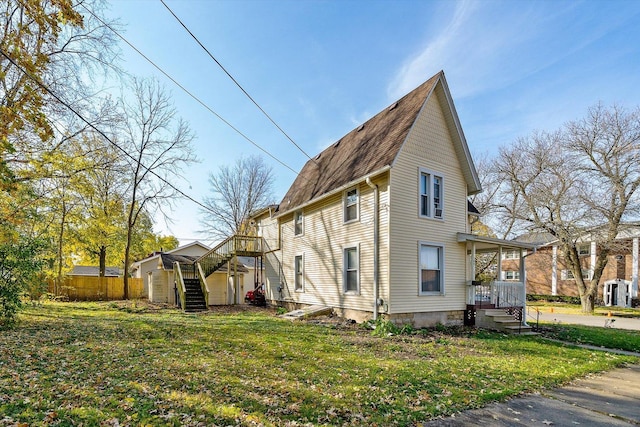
[{"left": 366, "top": 177, "right": 379, "bottom": 321}]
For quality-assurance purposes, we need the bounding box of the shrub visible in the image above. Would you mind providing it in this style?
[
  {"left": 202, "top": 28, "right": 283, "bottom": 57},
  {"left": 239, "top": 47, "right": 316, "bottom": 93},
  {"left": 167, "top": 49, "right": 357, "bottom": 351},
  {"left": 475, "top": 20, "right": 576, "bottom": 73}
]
[
  {"left": 0, "top": 238, "right": 46, "bottom": 328},
  {"left": 527, "top": 294, "right": 581, "bottom": 304}
]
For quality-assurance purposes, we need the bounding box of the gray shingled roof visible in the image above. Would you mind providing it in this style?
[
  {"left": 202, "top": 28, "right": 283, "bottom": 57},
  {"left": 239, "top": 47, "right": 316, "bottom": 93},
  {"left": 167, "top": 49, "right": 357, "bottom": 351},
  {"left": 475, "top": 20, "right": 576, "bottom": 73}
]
[{"left": 70, "top": 266, "right": 122, "bottom": 277}]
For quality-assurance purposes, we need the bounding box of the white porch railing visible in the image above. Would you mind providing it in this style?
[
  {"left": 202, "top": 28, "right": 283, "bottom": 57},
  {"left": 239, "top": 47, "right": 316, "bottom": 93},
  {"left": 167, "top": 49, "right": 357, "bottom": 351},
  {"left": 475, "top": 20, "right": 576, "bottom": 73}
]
[{"left": 467, "top": 280, "right": 526, "bottom": 309}]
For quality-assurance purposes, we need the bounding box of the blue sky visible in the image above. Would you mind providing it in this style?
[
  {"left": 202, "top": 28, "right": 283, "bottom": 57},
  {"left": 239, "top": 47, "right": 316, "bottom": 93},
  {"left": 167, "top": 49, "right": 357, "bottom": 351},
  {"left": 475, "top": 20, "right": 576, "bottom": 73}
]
[{"left": 106, "top": 0, "right": 640, "bottom": 246}]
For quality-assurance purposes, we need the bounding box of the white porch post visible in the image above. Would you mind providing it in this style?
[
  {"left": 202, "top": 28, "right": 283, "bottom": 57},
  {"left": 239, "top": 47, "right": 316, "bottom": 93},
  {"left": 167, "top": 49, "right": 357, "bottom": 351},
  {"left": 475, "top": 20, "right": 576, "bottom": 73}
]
[
  {"left": 633, "top": 237, "right": 639, "bottom": 298},
  {"left": 470, "top": 242, "right": 476, "bottom": 280},
  {"left": 552, "top": 246, "right": 558, "bottom": 296},
  {"left": 497, "top": 246, "right": 503, "bottom": 281},
  {"left": 520, "top": 248, "right": 528, "bottom": 325},
  {"left": 590, "top": 241, "right": 597, "bottom": 280}
]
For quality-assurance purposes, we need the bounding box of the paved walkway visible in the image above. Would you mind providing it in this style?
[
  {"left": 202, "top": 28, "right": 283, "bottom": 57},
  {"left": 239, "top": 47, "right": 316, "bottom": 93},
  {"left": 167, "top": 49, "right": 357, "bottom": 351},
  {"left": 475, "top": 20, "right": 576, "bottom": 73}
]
[
  {"left": 533, "top": 310, "right": 640, "bottom": 331},
  {"left": 423, "top": 364, "right": 640, "bottom": 426},
  {"left": 424, "top": 311, "right": 640, "bottom": 426}
]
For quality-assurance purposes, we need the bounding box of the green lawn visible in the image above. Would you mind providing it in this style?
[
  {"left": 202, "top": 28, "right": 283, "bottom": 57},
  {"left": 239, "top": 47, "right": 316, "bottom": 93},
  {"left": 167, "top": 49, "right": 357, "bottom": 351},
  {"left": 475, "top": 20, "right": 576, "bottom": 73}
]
[
  {"left": 539, "top": 323, "right": 640, "bottom": 353},
  {"left": 1, "top": 302, "right": 637, "bottom": 426}
]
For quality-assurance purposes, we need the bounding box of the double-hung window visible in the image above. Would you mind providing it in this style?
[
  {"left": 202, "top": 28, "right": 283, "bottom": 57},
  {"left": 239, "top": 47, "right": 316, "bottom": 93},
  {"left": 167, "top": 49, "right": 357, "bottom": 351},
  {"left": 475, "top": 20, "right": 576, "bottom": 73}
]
[
  {"left": 344, "top": 187, "right": 359, "bottom": 223},
  {"left": 294, "top": 210, "right": 303, "bottom": 236},
  {"left": 503, "top": 270, "right": 520, "bottom": 281},
  {"left": 419, "top": 242, "right": 444, "bottom": 294},
  {"left": 294, "top": 255, "right": 304, "bottom": 292},
  {"left": 343, "top": 246, "right": 359, "bottom": 293},
  {"left": 419, "top": 168, "right": 443, "bottom": 219}
]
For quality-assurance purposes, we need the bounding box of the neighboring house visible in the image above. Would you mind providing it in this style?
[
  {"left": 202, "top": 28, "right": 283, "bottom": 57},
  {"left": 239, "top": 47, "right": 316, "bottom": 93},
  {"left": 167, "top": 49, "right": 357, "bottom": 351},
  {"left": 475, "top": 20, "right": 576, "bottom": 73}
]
[
  {"left": 70, "top": 266, "right": 122, "bottom": 277},
  {"left": 144, "top": 251, "right": 249, "bottom": 305},
  {"left": 245, "top": 71, "right": 535, "bottom": 327},
  {"left": 130, "top": 241, "right": 210, "bottom": 297},
  {"left": 515, "top": 225, "right": 640, "bottom": 307}
]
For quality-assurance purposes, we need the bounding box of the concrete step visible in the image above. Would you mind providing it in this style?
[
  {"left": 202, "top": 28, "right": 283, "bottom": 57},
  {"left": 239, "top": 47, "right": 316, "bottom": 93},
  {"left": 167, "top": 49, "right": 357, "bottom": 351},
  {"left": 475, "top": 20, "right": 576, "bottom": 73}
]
[{"left": 280, "top": 305, "right": 332, "bottom": 321}]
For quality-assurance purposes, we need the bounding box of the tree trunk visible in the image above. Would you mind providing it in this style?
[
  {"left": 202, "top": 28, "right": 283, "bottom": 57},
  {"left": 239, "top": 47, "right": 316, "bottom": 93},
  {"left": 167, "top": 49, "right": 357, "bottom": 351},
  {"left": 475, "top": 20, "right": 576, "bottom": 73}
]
[
  {"left": 580, "top": 292, "right": 595, "bottom": 313},
  {"left": 99, "top": 245, "right": 106, "bottom": 277}
]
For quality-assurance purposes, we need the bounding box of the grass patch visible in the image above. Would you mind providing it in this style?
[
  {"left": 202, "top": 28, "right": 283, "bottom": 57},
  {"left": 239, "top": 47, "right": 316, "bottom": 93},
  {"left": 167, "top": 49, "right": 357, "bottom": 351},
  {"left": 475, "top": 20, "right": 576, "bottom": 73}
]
[
  {"left": 0, "top": 302, "right": 637, "bottom": 426},
  {"left": 539, "top": 323, "right": 640, "bottom": 353}
]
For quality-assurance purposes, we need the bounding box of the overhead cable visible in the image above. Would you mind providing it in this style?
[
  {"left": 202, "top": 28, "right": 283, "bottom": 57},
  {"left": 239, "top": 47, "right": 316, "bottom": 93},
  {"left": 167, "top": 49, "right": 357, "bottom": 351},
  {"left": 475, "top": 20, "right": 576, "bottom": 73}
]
[
  {"left": 0, "top": 47, "right": 216, "bottom": 214},
  {"left": 79, "top": 3, "right": 300, "bottom": 176},
  {"left": 159, "top": 0, "right": 317, "bottom": 164}
]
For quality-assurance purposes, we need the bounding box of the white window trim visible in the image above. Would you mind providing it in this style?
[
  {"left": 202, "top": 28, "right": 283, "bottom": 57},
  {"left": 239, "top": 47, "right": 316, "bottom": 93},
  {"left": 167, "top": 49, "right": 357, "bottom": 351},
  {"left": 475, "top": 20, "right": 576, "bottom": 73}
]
[
  {"left": 294, "top": 210, "right": 304, "bottom": 236},
  {"left": 343, "top": 187, "right": 359, "bottom": 223},
  {"left": 418, "top": 241, "right": 445, "bottom": 296},
  {"left": 561, "top": 268, "right": 591, "bottom": 281},
  {"left": 577, "top": 244, "right": 590, "bottom": 256},
  {"left": 343, "top": 244, "right": 360, "bottom": 295},
  {"left": 418, "top": 167, "right": 444, "bottom": 220},
  {"left": 502, "top": 250, "right": 520, "bottom": 260},
  {"left": 503, "top": 270, "right": 520, "bottom": 281},
  {"left": 294, "top": 254, "right": 304, "bottom": 292}
]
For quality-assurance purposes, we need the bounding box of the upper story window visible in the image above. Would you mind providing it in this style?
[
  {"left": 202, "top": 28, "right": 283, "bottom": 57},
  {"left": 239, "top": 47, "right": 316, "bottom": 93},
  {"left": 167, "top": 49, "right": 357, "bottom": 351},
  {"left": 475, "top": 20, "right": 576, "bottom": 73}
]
[
  {"left": 344, "top": 187, "right": 359, "bottom": 223},
  {"left": 577, "top": 244, "right": 590, "bottom": 256},
  {"left": 419, "top": 242, "right": 444, "bottom": 295},
  {"left": 294, "top": 210, "right": 303, "bottom": 236},
  {"left": 419, "top": 168, "right": 443, "bottom": 219},
  {"left": 502, "top": 250, "right": 525, "bottom": 260}
]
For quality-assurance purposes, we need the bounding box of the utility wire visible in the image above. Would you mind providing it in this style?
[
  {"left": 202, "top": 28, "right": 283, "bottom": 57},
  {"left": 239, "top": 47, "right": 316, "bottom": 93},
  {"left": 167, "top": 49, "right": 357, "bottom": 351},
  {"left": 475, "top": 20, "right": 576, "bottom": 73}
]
[
  {"left": 79, "top": 3, "right": 300, "bottom": 176},
  {"left": 159, "top": 0, "right": 317, "bottom": 164},
  {"left": 0, "top": 47, "right": 216, "bottom": 214}
]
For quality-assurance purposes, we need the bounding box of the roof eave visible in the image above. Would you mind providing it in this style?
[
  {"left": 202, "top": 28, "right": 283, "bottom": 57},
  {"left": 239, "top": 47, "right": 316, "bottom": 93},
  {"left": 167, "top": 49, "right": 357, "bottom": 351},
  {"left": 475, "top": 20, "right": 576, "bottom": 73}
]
[{"left": 276, "top": 165, "right": 391, "bottom": 218}]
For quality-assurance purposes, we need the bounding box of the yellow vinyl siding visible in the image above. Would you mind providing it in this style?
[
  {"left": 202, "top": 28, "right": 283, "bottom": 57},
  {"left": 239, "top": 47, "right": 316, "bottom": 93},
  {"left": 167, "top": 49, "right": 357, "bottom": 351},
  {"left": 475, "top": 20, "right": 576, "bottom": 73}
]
[
  {"left": 271, "top": 176, "right": 390, "bottom": 312},
  {"left": 388, "top": 89, "right": 469, "bottom": 314}
]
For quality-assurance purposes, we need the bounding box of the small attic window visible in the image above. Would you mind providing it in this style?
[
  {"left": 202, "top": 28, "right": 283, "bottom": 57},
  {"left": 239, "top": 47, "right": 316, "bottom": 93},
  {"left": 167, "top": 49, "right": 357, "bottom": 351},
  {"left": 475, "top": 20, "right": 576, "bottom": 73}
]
[
  {"left": 357, "top": 124, "right": 364, "bottom": 132},
  {"left": 388, "top": 102, "right": 398, "bottom": 111},
  {"left": 315, "top": 153, "right": 321, "bottom": 160},
  {"left": 334, "top": 140, "right": 341, "bottom": 148}
]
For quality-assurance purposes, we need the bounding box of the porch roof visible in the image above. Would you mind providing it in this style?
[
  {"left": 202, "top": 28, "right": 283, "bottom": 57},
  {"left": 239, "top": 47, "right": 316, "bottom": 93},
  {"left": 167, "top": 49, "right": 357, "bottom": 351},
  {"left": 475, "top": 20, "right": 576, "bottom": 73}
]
[{"left": 457, "top": 233, "right": 538, "bottom": 253}]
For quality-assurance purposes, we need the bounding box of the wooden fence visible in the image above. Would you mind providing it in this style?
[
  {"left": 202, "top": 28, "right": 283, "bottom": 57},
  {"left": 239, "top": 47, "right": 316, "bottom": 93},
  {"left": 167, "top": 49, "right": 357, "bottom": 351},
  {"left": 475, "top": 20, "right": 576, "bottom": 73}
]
[{"left": 48, "top": 276, "right": 144, "bottom": 301}]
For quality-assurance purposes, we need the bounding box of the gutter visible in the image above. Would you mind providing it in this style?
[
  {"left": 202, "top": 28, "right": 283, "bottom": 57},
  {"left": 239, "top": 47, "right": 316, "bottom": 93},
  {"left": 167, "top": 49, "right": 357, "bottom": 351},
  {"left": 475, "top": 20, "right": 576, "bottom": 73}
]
[
  {"left": 366, "top": 177, "right": 380, "bottom": 321},
  {"left": 276, "top": 165, "right": 391, "bottom": 219}
]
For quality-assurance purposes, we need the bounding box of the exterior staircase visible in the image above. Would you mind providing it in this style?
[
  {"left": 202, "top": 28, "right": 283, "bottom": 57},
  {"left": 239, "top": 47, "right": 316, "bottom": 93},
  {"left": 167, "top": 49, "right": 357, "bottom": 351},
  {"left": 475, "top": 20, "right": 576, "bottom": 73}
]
[
  {"left": 174, "top": 234, "right": 264, "bottom": 312},
  {"left": 477, "top": 309, "right": 536, "bottom": 335},
  {"left": 183, "top": 278, "right": 207, "bottom": 312}
]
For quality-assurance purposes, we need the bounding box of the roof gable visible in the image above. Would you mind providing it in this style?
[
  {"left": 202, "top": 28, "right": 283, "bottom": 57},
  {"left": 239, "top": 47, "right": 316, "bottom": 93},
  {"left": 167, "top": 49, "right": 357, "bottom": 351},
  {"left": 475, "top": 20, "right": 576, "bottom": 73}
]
[{"left": 278, "top": 71, "right": 480, "bottom": 214}]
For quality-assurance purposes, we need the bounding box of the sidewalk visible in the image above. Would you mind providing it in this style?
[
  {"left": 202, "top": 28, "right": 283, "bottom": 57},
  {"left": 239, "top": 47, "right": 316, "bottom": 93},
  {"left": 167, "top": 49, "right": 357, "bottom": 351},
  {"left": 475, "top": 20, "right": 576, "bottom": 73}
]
[
  {"left": 423, "top": 364, "right": 640, "bottom": 426},
  {"left": 424, "top": 312, "right": 640, "bottom": 426}
]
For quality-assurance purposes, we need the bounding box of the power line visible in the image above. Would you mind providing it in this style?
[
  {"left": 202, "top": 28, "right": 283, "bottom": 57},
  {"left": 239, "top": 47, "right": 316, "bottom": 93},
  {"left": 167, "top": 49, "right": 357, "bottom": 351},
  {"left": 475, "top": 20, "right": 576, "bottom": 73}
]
[
  {"left": 0, "top": 47, "right": 215, "bottom": 215},
  {"left": 159, "top": 0, "right": 317, "bottom": 164},
  {"left": 79, "top": 3, "right": 300, "bottom": 176}
]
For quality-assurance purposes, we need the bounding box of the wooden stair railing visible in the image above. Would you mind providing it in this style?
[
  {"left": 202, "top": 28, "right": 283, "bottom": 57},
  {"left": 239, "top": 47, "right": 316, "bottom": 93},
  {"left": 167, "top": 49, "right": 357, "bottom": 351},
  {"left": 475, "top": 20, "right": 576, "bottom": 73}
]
[
  {"left": 174, "top": 234, "right": 263, "bottom": 312},
  {"left": 195, "top": 234, "right": 263, "bottom": 278}
]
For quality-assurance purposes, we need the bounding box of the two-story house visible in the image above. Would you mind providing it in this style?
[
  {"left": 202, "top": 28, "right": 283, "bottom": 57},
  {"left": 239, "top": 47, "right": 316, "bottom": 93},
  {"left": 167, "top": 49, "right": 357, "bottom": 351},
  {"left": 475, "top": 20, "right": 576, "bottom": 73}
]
[{"left": 245, "top": 71, "right": 536, "bottom": 327}]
